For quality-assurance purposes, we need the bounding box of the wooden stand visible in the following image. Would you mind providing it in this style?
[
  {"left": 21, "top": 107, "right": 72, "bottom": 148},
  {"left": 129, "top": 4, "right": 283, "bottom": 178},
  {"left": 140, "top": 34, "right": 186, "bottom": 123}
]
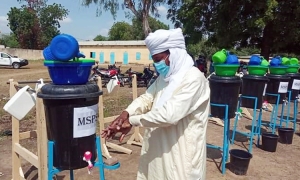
[
  {"left": 9, "top": 79, "right": 48, "bottom": 180},
  {"left": 97, "top": 77, "right": 132, "bottom": 159},
  {"left": 127, "top": 75, "right": 143, "bottom": 146}
]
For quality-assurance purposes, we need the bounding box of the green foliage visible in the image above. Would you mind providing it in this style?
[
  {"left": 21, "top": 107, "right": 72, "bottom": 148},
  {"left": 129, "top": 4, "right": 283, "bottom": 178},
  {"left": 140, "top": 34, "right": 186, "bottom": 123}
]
[
  {"left": 93, "top": 35, "right": 108, "bottom": 41},
  {"left": 7, "top": 1, "right": 68, "bottom": 49},
  {"left": 38, "top": 3, "right": 69, "bottom": 46},
  {"left": 186, "top": 40, "right": 218, "bottom": 58},
  {"left": 81, "top": 0, "right": 180, "bottom": 36},
  {"left": 108, "top": 22, "right": 134, "bottom": 40},
  {"left": 107, "top": 17, "right": 168, "bottom": 40},
  {"left": 171, "top": 0, "right": 300, "bottom": 58},
  {"left": 131, "top": 17, "right": 169, "bottom": 40},
  {"left": 0, "top": 33, "right": 19, "bottom": 48}
]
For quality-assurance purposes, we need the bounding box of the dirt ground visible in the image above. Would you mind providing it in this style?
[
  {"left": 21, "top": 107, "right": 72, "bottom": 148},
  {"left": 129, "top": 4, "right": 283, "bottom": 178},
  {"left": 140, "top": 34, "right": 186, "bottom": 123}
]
[{"left": 1, "top": 61, "right": 300, "bottom": 180}]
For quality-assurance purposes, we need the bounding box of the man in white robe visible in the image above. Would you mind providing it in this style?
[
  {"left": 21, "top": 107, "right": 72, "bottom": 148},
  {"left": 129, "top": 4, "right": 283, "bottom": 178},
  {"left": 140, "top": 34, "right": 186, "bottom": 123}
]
[{"left": 102, "top": 28, "right": 210, "bottom": 180}]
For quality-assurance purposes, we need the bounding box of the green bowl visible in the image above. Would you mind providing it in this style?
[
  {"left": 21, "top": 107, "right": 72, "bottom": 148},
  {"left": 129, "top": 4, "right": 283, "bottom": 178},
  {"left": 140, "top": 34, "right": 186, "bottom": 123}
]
[
  {"left": 286, "top": 65, "right": 300, "bottom": 73},
  {"left": 213, "top": 64, "right": 239, "bottom": 76},
  {"left": 269, "top": 66, "right": 288, "bottom": 75},
  {"left": 248, "top": 65, "right": 268, "bottom": 76}
]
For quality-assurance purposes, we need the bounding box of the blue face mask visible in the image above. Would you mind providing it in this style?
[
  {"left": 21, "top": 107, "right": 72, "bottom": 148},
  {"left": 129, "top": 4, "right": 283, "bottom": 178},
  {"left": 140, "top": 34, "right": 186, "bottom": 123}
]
[{"left": 154, "top": 60, "right": 170, "bottom": 77}]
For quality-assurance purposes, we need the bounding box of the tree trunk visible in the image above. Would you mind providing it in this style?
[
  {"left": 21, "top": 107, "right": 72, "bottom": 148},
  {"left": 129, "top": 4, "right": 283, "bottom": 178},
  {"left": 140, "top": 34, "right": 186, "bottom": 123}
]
[
  {"left": 260, "top": 23, "right": 273, "bottom": 60},
  {"left": 142, "top": 13, "right": 151, "bottom": 37}
]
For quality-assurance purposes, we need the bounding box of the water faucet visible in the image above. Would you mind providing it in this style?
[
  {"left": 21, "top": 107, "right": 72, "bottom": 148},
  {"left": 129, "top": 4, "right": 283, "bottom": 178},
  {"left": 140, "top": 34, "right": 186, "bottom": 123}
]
[{"left": 83, "top": 151, "right": 93, "bottom": 174}]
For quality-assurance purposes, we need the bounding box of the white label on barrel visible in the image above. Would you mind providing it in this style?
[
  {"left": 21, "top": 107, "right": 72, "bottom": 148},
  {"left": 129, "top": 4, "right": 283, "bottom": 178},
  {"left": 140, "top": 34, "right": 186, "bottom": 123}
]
[
  {"left": 292, "top": 79, "right": 300, "bottom": 90},
  {"left": 73, "top": 104, "right": 98, "bottom": 138},
  {"left": 278, "top": 82, "right": 289, "bottom": 93},
  {"left": 263, "top": 84, "right": 267, "bottom": 96}
]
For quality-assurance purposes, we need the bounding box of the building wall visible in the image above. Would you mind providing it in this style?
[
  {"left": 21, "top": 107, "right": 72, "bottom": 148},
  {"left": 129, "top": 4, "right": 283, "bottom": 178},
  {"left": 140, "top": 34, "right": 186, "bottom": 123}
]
[
  {"left": 79, "top": 45, "right": 153, "bottom": 65},
  {"left": 0, "top": 48, "right": 43, "bottom": 60}
]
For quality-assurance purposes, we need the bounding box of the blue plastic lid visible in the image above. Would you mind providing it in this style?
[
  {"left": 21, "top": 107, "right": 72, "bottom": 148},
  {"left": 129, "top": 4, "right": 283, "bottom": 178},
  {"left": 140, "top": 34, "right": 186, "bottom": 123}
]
[
  {"left": 43, "top": 46, "right": 56, "bottom": 60},
  {"left": 50, "top": 34, "right": 79, "bottom": 61}
]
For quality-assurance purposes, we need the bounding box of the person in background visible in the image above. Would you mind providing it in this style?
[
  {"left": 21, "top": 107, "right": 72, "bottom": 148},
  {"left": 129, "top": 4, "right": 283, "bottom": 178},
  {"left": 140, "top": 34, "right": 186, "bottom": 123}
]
[
  {"left": 188, "top": 53, "right": 197, "bottom": 67},
  {"left": 102, "top": 28, "right": 210, "bottom": 180},
  {"left": 196, "top": 55, "right": 208, "bottom": 76},
  {"left": 209, "top": 58, "right": 214, "bottom": 74}
]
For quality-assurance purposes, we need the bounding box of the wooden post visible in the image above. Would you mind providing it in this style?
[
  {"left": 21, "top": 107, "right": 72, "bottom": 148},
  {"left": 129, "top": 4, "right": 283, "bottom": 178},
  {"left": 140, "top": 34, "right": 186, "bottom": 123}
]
[
  {"left": 36, "top": 90, "right": 48, "bottom": 180},
  {"left": 97, "top": 77, "right": 132, "bottom": 159},
  {"left": 10, "top": 79, "right": 23, "bottom": 180},
  {"left": 127, "top": 74, "right": 143, "bottom": 146}
]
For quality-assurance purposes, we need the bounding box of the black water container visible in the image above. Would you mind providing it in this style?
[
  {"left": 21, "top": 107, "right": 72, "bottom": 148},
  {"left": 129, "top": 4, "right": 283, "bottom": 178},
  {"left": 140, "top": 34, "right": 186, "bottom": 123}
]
[
  {"left": 278, "top": 128, "right": 294, "bottom": 144},
  {"left": 261, "top": 133, "right": 279, "bottom": 152},
  {"left": 37, "top": 83, "right": 103, "bottom": 170},
  {"left": 209, "top": 75, "right": 242, "bottom": 119},
  {"left": 265, "top": 74, "right": 290, "bottom": 104},
  {"left": 229, "top": 149, "right": 252, "bottom": 175},
  {"left": 241, "top": 75, "right": 269, "bottom": 109},
  {"left": 286, "top": 73, "right": 300, "bottom": 100}
]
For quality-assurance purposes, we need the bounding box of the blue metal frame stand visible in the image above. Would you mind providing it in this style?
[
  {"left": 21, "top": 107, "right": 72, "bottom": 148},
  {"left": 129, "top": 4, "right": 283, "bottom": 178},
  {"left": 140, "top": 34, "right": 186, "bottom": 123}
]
[
  {"left": 278, "top": 91, "right": 298, "bottom": 130},
  {"left": 264, "top": 92, "right": 287, "bottom": 133},
  {"left": 207, "top": 103, "right": 229, "bottom": 175},
  {"left": 47, "top": 136, "right": 120, "bottom": 180},
  {"left": 231, "top": 95, "right": 262, "bottom": 153}
]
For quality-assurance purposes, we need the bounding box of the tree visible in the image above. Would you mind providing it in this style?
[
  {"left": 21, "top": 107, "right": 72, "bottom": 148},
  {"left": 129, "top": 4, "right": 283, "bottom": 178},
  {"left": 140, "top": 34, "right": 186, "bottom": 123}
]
[
  {"left": 93, "top": 35, "right": 108, "bottom": 41},
  {"left": 0, "top": 33, "right": 19, "bottom": 48},
  {"left": 81, "top": 0, "right": 179, "bottom": 37},
  {"left": 7, "top": 0, "right": 68, "bottom": 49},
  {"left": 108, "top": 22, "right": 134, "bottom": 40},
  {"left": 131, "top": 16, "right": 169, "bottom": 40},
  {"left": 39, "top": 3, "right": 69, "bottom": 46},
  {"left": 171, "top": 0, "right": 300, "bottom": 59}
]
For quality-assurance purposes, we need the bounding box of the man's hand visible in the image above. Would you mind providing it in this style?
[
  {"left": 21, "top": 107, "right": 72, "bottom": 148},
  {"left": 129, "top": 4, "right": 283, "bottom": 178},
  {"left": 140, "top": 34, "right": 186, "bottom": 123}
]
[{"left": 101, "top": 111, "right": 132, "bottom": 142}]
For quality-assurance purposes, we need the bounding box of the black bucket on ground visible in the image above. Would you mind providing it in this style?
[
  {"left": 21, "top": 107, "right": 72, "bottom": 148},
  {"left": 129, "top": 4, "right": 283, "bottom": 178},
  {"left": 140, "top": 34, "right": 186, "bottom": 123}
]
[
  {"left": 37, "top": 83, "right": 103, "bottom": 170},
  {"left": 229, "top": 149, "right": 252, "bottom": 175},
  {"left": 241, "top": 75, "right": 269, "bottom": 109},
  {"left": 286, "top": 73, "right": 300, "bottom": 100},
  {"left": 209, "top": 75, "right": 242, "bottom": 119},
  {"left": 265, "top": 74, "right": 290, "bottom": 104},
  {"left": 278, "top": 128, "right": 294, "bottom": 144},
  {"left": 261, "top": 133, "right": 279, "bottom": 152}
]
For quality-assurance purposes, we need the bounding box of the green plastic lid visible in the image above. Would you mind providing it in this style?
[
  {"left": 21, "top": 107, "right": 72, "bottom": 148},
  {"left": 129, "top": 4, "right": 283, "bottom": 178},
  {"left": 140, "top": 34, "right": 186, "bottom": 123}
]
[{"left": 44, "top": 59, "right": 95, "bottom": 64}]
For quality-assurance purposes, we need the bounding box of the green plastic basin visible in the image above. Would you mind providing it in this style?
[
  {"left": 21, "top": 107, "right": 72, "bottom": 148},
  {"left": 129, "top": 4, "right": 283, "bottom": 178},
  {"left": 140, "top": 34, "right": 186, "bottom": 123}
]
[
  {"left": 213, "top": 64, "right": 239, "bottom": 77},
  {"left": 269, "top": 66, "right": 288, "bottom": 75},
  {"left": 286, "top": 65, "right": 299, "bottom": 73},
  {"left": 248, "top": 65, "right": 268, "bottom": 76}
]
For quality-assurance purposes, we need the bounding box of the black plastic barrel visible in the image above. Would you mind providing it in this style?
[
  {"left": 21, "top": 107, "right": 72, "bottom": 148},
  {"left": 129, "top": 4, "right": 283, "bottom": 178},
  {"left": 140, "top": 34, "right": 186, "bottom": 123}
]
[
  {"left": 261, "top": 133, "right": 279, "bottom": 152},
  {"left": 241, "top": 75, "right": 269, "bottom": 109},
  {"left": 37, "top": 83, "right": 103, "bottom": 170},
  {"left": 278, "top": 128, "right": 294, "bottom": 144},
  {"left": 209, "top": 75, "right": 242, "bottom": 118},
  {"left": 229, "top": 149, "right": 252, "bottom": 175},
  {"left": 286, "top": 73, "right": 300, "bottom": 100},
  {"left": 265, "top": 74, "right": 290, "bottom": 104}
]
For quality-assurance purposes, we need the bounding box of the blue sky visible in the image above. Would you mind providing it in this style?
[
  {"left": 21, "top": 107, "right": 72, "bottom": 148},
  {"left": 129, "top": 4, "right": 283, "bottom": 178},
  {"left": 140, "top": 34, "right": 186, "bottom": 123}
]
[{"left": 0, "top": 0, "right": 173, "bottom": 41}]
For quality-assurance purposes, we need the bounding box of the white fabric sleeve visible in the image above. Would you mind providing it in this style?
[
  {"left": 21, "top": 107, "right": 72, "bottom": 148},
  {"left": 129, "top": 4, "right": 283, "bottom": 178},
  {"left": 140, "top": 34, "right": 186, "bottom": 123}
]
[
  {"left": 125, "top": 80, "right": 156, "bottom": 116},
  {"left": 129, "top": 75, "right": 209, "bottom": 127}
]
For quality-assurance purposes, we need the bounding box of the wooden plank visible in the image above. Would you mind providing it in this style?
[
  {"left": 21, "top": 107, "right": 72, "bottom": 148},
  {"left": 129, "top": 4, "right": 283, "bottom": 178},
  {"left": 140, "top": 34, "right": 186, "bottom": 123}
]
[
  {"left": 104, "top": 115, "right": 119, "bottom": 124},
  {"left": 10, "top": 79, "right": 23, "bottom": 180},
  {"left": 19, "top": 130, "right": 37, "bottom": 140},
  {"left": 127, "top": 75, "right": 143, "bottom": 146},
  {"left": 14, "top": 143, "right": 38, "bottom": 168},
  {"left": 36, "top": 93, "right": 48, "bottom": 180}
]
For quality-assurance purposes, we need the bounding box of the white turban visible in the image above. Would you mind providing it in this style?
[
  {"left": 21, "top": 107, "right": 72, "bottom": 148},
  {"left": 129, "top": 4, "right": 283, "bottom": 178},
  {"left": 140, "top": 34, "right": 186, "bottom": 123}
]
[
  {"left": 145, "top": 28, "right": 195, "bottom": 108},
  {"left": 145, "top": 28, "right": 186, "bottom": 55}
]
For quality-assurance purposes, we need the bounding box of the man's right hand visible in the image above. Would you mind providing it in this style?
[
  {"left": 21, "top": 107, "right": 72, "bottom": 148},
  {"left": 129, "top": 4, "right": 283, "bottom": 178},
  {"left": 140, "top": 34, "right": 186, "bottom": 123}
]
[{"left": 101, "top": 111, "right": 130, "bottom": 140}]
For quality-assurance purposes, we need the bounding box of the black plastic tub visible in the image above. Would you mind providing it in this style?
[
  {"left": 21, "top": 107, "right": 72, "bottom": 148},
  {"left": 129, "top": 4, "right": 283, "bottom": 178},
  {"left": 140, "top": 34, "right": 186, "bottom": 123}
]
[
  {"left": 278, "top": 128, "right": 294, "bottom": 144},
  {"left": 261, "top": 133, "right": 279, "bottom": 152},
  {"left": 229, "top": 149, "right": 253, "bottom": 175}
]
